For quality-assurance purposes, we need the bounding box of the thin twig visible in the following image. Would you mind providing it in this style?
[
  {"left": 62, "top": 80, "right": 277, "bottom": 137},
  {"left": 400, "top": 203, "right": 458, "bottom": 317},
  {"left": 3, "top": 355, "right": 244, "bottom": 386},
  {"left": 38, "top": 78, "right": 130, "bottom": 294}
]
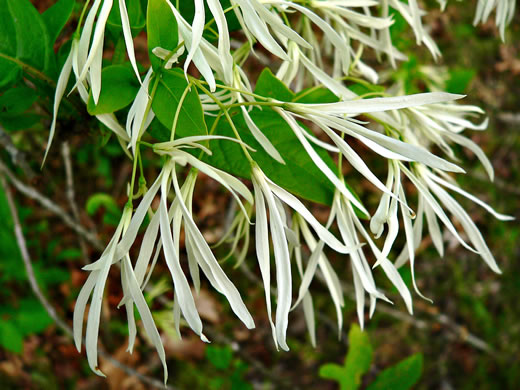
[
  {"left": 0, "top": 125, "right": 36, "bottom": 179},
  {"left": 498, "top": 112, "right": 520, "bottom": 124},
  {"left": 0, "top": 174, "right": 175, "bottom": 390},
  {"left": 61, "top": 141, "right": 90, "bottom": 259},
  {"left": 0, "top": 159, "right": 103, "bottom": 251}
]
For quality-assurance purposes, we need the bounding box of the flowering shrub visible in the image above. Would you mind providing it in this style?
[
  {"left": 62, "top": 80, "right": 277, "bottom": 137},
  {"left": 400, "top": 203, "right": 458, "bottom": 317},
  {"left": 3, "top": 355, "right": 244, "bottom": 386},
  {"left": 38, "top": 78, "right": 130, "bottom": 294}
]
[{"left": 1, "top": 0, "right": 515, "bottom": 384}]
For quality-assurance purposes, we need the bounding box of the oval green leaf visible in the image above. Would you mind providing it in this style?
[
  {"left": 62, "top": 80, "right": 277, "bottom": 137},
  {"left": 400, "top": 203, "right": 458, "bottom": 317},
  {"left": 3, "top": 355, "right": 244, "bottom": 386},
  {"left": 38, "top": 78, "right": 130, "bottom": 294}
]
[
  {"left": 147, "top": 0, "right": 178, "bottom": 70},
  {"left": 151, "top": 68, "right": 207, "bottom": 138},
  {"left": 87, "top": 64, "right": 140, "bottom": 115}
]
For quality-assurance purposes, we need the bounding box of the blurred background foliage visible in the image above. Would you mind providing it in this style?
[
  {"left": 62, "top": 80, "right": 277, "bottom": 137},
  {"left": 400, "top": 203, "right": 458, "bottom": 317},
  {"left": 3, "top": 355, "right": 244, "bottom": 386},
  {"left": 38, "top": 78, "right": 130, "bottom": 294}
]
[{"left": 0, "top": 0, "right": 519, "bottom": 389}]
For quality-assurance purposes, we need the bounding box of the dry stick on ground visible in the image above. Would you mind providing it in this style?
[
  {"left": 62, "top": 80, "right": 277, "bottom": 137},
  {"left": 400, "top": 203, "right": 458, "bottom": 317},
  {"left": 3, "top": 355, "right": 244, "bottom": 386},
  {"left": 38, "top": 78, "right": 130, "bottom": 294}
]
[{"left": 0, "top": 174, "right": 177, "bottom": 390}]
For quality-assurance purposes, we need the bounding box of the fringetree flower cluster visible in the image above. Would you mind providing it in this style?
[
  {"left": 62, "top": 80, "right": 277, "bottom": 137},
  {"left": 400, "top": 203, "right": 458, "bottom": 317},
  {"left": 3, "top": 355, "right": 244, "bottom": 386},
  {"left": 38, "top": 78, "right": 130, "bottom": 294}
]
[{"left": 46, "top": 0, "right": 516, "bottom": 382}]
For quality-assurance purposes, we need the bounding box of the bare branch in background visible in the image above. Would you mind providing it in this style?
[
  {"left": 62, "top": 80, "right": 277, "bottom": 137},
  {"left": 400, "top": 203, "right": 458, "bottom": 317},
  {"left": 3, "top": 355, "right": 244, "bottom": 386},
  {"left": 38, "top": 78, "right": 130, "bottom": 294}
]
[
  {"left": 0, "top": 159, "right": 103, "bottom": 251},
  {"left": 61, "top": 141, "right": 90, "bottom": 259},
  {"left": 1, "top": 174, "right": 72, "bottom": 338}
]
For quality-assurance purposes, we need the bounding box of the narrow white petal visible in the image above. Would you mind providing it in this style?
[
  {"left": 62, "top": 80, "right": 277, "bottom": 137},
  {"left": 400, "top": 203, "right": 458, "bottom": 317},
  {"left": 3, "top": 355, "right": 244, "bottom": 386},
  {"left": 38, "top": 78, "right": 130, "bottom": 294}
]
[
  {"left": 206, "top": 0, "right": 234, "bottom": 81},
  {"left": 291, "top": 240, "right": 324, "bottom": 310},
  {"left": 85, "top": 208, "right": 126, "bottom": 377},
  {"left": 159, "top": 173, "right": 204, "bottom": 336},
  {"left": 398, "top": 186, "right": 432, "bottom": 303},
  {"left": 425, "top": 177, "right": 502, "bottom": 274},
  {"left": 119, "top": 0, "right": 141, "bottom": 82},
  {"left": 252, "top": 180, "right": 278, "bottom": 347},
  {"left": 133, "top": 210, "right": 161, "bottom": 287},
  {"left": 73, "top": 272, "right": 97, "bottom": 351},
  {"left": 120, "top": 257, "right": 137, "bottom": 352},
  {"left": 424, "top": 200, "right": 444, "bottom": 256},
  {"left": 352, "top": 264, "right": 365, "bottom": 329},
  {"left": 428, "top": 173, "right": 513, "bottom": 221},
  {"left": 268, "top": 181, "right": 353, "bottom": 254},
  {"left": 242, "top": 106, "right": 285, "bottom": 164},
  {"left": 77, "top": 0, "right": 113, "bottom": 85},
  {"left": 292, "top": 92, "right": 464, "bottom": 115},
  {"left": 302, "top": 292, "right": 316, "bottom": 347},
  {"left": 276, "top": 108, "right": 369, "bottom": 215},
  {"left": 185, "top": 0, "right": 205, "bottom": 74},
  {"left": 44, "top": 48, "right": 73, "bottom": 165},
  {"left": 171, "top": 170, "right": 255, "bottom": 329},
  {"left": 254, "top": 166, "right": 292, "bottom": 350},
  {"left": 298, "top": 214, "right": 345, "bottom": 332},
  {"left": 122, "top": 255, "right": 168, "bottom": 383},
  {"left": 443, "top": 131, "right": 494, "bottom": 181},
  {"left": 401, "top": 164, "right": 479, "bottom": 254}
]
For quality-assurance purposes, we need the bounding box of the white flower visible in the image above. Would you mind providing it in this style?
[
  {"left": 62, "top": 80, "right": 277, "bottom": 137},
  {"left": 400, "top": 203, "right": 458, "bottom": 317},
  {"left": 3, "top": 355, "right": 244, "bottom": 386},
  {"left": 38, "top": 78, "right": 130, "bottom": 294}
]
[
  {"left": 76, "top": 136, "right": 259, "bottom": 380},
  {"left": 387, "top": 0, "right": 441, "bottom": 59},
  {"left": 291, "top": 186, "right": 412, "bottom": 332},
  {"left": 251, "top": 162, "right": 354, "bottom": 350},
  {"left": 74, "top": 204, "right": 168, "bottom": 382}
]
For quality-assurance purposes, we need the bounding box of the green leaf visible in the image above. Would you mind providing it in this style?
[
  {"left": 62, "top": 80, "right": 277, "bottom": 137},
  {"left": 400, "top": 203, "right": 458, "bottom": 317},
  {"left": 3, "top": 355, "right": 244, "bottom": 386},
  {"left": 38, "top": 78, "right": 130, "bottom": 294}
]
[
  {"left": 42, "top": 0, "right": 75, "bottom": 45},
  {"left": 294, "top": 86, "right": 340, "bottom": 104},
  {"left": 147, "top": 0, "right": 178, "bottom": 70},
  {"left": 108, "top": 0, "right": 146, "bottom": 33},
  {"left": 0, "top": 0, "right": 54, "bottom": 88},
  {"left": 446, "top": 68, "right": 476, "bottom": 94},
  {"left": 87, "top": 64, "right": 140, "bottom": 115},
  {"left": 151, "top": 68, "right": 207, "bottom": 138},
  {"left": 206, "top": 345, "right": 233, "bottom": 370},
  {"left": 0, "top": 319, "right": 24, "bottom": 353},
  {"left": 319, "top": 324, "right": 373, "bottom": 390},
  {"left": 0, "top": 87, "right": 38, "bottom": 115},
  {"left": 366, "top": 354, "right": 423, "bottom": 390},
  {"left": 0, "top": 87, "right": 42, "bottom": 130},
  {"left": 86, "top": 193, "right": 121, "bottom": 217},
  {"left": 254, "top": 68, "right": 294, "bottom": 101}
]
